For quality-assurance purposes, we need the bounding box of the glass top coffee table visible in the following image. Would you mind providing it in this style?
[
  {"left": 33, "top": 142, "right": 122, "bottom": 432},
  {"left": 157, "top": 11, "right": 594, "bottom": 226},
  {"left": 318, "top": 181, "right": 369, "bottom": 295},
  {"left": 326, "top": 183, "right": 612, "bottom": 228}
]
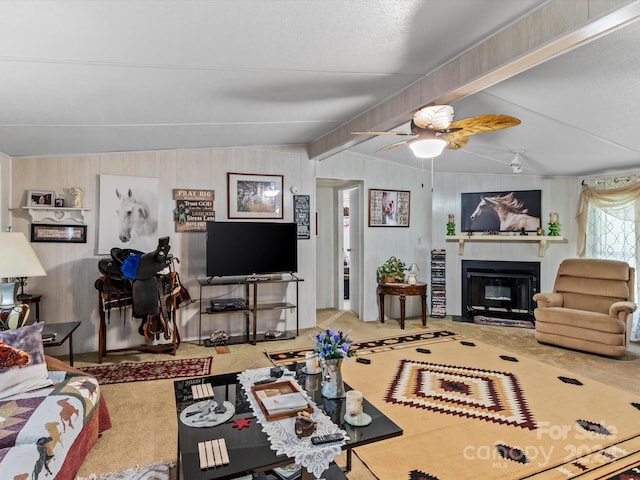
[{"left": 174, "top": 365, "right": 402, "bottom": 480}]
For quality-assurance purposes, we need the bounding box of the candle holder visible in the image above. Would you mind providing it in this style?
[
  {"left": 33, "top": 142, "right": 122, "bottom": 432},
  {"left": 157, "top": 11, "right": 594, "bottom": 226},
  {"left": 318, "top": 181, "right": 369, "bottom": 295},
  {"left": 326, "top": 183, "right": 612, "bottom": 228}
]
[
  {"left": 548, "top": 212, "right": 560, "bottom": 236},
  {"left": 446, "top": 214, "right": 456, "bottom": 236}
]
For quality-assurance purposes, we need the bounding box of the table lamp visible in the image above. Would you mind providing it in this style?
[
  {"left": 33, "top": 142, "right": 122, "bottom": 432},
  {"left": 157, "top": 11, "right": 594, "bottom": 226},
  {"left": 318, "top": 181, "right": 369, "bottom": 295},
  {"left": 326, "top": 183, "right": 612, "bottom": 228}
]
[
  {"left": 407, "top": 263, "right": 419, "bottom": 285},
  {"left": 0, "top": 232, "right": 47, "bottom": 307}
]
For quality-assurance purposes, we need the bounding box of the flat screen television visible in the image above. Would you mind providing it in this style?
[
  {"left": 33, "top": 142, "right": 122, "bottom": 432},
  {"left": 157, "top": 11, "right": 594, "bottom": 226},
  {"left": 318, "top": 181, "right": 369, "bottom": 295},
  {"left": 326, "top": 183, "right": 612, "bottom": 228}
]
[{"left": 206, "top": 221, "right": 298, "bottom": 277}]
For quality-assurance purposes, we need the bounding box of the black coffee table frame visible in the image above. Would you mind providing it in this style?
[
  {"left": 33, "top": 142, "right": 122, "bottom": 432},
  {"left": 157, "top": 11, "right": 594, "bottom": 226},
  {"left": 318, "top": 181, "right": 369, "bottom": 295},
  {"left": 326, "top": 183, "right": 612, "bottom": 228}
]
[{"left": 174, "top": 366, "right": 402, "bottom": 480}]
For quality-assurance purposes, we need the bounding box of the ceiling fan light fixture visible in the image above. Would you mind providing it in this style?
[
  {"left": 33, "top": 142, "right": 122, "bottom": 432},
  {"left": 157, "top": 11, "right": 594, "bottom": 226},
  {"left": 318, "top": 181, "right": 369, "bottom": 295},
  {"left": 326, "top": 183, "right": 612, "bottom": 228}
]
[
  {"left": 413, "top": 105, "right": 454, "bottom": 130},
  {"left": 409, "top": 138, "right": 447, "bottom": 158}
]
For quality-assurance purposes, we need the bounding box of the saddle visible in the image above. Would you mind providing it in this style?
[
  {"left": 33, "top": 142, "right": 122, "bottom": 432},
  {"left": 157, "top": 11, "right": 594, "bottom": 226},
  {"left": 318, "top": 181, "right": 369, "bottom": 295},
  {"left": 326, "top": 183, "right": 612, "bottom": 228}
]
[{"left": 97, "top": 237, "right": 173, "bottom": 340}]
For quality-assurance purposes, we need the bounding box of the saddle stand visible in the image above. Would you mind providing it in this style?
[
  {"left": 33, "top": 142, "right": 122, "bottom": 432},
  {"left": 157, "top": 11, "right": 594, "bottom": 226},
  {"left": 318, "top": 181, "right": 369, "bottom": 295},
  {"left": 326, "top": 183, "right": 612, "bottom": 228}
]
[{"left": 95, "top": 236, "right": 184, "bottom": 363}]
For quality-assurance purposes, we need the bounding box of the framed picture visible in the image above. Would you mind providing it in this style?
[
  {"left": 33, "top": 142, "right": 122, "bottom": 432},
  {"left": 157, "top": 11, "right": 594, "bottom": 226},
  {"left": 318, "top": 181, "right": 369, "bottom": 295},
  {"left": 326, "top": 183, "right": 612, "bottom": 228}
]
[
  {"left": 27, "top": 190, "right": 55, "bottom": 207},
  {"left": 368, "top": 189, "right": 410, "bottom": 227},
  {"left": 31, "top": 224, "right": 87, "bottom": 243},
  {"left": 461, "top": 189, "right": 541, "bottom": 232},
  {"left": 227, "top": 173, "right": 283, "bottom": 219},
  {"left": 97, "top": 174, "right": 159, "bottom": 254}
]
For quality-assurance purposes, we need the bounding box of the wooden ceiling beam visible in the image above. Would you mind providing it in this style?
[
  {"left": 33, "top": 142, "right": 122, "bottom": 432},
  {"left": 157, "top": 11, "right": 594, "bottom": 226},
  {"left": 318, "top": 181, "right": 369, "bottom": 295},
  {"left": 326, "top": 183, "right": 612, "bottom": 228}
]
[{"left": 308, "top": 0, "right": 640, "bottom": 161}]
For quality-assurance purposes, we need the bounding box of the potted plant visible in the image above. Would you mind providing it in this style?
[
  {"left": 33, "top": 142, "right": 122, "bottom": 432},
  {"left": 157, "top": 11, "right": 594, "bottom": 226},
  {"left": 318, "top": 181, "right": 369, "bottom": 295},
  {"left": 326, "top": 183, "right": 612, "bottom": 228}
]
[{"left": 376, "top": 256, "right": 407, "bottom": 283}]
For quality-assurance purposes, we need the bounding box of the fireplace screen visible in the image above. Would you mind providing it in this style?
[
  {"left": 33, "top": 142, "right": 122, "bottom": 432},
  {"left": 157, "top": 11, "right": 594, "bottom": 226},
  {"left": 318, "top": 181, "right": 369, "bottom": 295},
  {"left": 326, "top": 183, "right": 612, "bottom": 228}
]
[{"left": 467, "top": 272, "right": 535, "bottom": 315}]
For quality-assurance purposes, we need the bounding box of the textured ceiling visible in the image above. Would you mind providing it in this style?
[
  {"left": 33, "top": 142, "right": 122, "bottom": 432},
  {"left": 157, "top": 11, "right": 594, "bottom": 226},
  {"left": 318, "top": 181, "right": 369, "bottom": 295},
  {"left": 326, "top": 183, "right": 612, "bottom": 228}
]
[{"left": 1, "top": 0, "right": 639, "bottom": 177}]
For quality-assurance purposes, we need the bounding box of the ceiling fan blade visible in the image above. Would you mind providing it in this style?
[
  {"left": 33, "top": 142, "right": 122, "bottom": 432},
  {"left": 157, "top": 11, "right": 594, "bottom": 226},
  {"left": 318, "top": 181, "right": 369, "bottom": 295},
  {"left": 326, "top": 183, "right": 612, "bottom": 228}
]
[
  {"left": 351, "top": 130, "right": 414, "bottom": 136},
  {"left": 448, "top": 114, "right": 520, "bottom": 136},
  {"left": 377, "top": 139, "right": 412, "bottom": 152},
  {"left": 444, "top": 134, "right": 469, "bottom": 150}
]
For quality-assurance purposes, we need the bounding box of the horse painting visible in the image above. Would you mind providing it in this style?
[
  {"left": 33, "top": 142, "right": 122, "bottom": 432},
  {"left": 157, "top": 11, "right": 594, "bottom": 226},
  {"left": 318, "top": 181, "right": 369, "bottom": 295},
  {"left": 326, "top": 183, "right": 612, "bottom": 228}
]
[
  {"left": 470, "top": 192, "right": 539, "bottom": 231},
  {"left": 116, "top": 188, "right": 158, "bottom": 243}
]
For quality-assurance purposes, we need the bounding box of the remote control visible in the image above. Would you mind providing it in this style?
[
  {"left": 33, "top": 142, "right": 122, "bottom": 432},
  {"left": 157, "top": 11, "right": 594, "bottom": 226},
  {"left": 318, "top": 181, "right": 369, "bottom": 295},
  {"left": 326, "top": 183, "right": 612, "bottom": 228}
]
[
  {"left": 254, "top": 378, "right": 276, "bottom": 385},
  {"left": 311, "top": 433, "right": 344, "bottom": 445},
  {"left": 356, "top": 357, "right": 371, "bottom": 364}
]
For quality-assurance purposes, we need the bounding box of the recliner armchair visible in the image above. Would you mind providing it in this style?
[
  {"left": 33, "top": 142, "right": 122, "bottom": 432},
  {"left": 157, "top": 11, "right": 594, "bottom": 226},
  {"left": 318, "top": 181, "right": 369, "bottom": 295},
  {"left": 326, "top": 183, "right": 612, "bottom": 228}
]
[{"left": 533, "top": 258, "right": 637, "bottom": 357}]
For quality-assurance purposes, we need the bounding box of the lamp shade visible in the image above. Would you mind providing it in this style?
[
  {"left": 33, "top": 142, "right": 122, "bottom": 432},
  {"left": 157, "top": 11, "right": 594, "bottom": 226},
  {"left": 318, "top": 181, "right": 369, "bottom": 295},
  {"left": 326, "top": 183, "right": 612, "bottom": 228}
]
[
  {"left": 0, "top": 232, "right": 47, "bottom": 279},
  {"left": 409, "top": 138, "right": 447, "bottom": 158}
]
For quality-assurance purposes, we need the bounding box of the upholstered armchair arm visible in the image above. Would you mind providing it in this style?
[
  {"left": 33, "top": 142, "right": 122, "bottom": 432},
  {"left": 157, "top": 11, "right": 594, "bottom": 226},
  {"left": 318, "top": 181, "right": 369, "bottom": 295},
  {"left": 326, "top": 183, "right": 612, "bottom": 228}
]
[
  {"left": 609, "top": 301, "right": 637, "bottom": 319},
  {"left": 532, "top": 292, "right": 564, "bottom": 308}
]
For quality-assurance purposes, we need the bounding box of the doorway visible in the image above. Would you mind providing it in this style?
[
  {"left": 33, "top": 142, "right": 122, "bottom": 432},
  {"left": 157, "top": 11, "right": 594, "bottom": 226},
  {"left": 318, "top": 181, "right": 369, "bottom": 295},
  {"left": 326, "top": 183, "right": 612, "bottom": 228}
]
[
  {"left": 339, "top": 185, "right": 360, "bottom": 314},
  {"left": 315, "top": 179, "right": 362, "bottom": 318}
]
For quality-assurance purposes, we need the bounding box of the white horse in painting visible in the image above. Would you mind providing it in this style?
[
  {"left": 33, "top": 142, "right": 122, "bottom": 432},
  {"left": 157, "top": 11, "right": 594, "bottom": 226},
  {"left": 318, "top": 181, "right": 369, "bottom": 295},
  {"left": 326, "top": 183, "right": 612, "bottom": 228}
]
[
  {"left": 470, "top": 192, "right": 539, "bottom": 231},
  {"left": 116, "top": 188, "right": 158, "bottom": 243}
]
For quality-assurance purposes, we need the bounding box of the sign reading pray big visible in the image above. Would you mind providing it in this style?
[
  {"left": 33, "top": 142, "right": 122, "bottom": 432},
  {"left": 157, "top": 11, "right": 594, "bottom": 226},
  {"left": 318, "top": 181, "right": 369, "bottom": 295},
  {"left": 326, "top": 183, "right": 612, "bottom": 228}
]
[{"left": 172, "top": 189, "right": 215, "bottom": 232}]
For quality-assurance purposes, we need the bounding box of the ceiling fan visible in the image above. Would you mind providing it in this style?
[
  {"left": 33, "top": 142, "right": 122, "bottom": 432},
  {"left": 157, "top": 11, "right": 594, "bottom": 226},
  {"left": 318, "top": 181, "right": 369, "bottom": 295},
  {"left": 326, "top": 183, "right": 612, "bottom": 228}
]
[{"left": 352, "top": 105, "right": 521, "bottom": 158}]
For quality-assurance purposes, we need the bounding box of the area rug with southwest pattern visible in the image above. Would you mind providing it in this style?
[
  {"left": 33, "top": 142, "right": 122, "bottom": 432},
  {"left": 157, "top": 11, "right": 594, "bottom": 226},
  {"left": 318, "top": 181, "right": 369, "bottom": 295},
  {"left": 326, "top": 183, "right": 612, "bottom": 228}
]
[
  {"left": 274, "top": 333, "right": 640, "bottom": 480},
  {"left": 80, "top": 358, "right": 212, "bottom": 384}
]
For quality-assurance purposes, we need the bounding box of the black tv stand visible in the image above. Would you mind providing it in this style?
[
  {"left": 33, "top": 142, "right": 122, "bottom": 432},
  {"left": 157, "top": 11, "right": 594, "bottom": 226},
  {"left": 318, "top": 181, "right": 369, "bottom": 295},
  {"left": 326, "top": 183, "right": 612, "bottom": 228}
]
[{"left": 198, "top": 273, "right": 303, "bottom": 345}]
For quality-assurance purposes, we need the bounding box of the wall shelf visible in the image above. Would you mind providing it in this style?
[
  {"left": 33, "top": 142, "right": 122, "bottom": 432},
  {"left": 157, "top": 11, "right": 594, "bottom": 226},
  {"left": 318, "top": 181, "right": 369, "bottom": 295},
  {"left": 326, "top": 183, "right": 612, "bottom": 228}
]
[
  {"left": 445, "top": 235, "right": 564, "bottom": 257},
  {"left": 22, "top": 206, "right": 90, "bottom": 224}
]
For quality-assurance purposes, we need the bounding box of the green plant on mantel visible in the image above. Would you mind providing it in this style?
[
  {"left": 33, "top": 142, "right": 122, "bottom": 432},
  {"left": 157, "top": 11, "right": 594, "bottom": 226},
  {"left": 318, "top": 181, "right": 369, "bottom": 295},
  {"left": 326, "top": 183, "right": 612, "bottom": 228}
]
[{"left": 376, "top": 256, "right": 407, "bottom": 283}]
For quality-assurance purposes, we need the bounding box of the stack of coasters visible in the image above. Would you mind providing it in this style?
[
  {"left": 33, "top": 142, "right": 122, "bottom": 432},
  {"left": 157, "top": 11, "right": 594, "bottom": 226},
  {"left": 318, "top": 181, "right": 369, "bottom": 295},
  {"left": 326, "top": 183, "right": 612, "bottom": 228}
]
[
  {"left": 192, "top": 383, "right": 214, "bottom": 400},
  {"left": 198, "top": 438, "right": 230, "bottom": 469}
]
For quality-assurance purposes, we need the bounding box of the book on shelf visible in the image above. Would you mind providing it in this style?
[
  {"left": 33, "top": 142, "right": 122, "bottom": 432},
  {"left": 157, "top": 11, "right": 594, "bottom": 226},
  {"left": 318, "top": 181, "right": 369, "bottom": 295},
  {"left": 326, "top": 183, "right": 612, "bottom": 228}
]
[{"left": 272, "top": 463, "right": 302, "bottom": 480}]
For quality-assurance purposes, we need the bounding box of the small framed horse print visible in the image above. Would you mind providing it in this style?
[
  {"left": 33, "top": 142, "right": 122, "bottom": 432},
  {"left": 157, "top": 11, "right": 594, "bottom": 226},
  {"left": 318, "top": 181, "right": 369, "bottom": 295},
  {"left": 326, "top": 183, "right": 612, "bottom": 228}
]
[
  {"left": 461, "top": 189, "right": 541, "bottom": 233},
  {"left": 368, "top": 189, "right": 410, "bottom": 227}
]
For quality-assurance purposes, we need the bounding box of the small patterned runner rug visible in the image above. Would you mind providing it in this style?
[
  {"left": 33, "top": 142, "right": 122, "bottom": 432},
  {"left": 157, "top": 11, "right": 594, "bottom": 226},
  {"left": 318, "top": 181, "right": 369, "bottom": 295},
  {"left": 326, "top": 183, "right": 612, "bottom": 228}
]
[
  {"left": 266, "top": 329, "right": 462, "bottom": 366},
  {"left": 80, "top": 358, "right": 212, "bottom": 384}
]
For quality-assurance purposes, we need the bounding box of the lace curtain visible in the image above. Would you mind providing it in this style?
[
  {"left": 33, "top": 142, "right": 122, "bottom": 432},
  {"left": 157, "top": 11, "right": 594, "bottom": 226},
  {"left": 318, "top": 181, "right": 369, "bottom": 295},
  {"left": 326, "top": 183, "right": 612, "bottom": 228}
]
[{"left": 576, "top": 178, "right": 640, "bottom": 341}]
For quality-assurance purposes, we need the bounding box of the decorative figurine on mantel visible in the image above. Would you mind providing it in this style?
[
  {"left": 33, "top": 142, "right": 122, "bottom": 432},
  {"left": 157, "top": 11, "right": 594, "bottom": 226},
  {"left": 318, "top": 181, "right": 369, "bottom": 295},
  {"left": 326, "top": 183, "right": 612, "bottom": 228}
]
[
  {"left": 446, "top": 214, "right": 456, "bottom": 236},
  {"left": 548, "top": 212, "right": 560, "bottom": 236},
  {"left": 70, "top": 187, "right": 84, "bottom": 208}
]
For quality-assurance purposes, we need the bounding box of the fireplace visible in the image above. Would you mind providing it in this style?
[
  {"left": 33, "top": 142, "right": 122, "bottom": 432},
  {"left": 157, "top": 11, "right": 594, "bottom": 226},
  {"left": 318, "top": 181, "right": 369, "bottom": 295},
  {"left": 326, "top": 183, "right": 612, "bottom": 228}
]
[{"left": 461, "top": 260, "right": 540, "bottom": 321}]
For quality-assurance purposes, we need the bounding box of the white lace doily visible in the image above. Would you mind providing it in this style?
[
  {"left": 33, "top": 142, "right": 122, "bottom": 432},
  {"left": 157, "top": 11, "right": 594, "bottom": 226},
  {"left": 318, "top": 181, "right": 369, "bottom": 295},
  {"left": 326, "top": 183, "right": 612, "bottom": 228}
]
[{"left": 238, "top": 368, "right": 347, "bottom": 479}]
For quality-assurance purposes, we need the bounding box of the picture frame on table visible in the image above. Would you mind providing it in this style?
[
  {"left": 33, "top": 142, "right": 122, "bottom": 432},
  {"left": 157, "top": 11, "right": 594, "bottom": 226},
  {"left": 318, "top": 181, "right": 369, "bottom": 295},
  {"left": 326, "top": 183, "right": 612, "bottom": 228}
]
[
  {"left": 368, "top": 189, "right": 410, "bottom": 227},
  {"left": 227, "top": 172, "right": 284, "bottom": 219},
  {"left": 31, "top": 224, "right": 87, "bottom": 243},
  {"left": 27, "top": 190, "right": 55, "bottom": 207}
]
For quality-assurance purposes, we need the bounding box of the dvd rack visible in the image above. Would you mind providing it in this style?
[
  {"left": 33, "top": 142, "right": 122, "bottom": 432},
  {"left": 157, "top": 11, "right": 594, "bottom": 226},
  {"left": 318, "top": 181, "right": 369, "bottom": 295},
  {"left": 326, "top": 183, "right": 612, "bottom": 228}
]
[{"left": 430, "top": 249, "right": 446, "bottom": 317}]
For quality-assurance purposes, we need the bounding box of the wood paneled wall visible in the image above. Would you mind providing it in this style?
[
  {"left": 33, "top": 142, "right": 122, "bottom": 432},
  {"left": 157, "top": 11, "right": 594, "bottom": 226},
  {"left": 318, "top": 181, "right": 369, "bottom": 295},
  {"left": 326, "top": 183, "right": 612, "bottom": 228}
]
[{"left": 5, "top": 146, "right": 581, "bottom": 356}]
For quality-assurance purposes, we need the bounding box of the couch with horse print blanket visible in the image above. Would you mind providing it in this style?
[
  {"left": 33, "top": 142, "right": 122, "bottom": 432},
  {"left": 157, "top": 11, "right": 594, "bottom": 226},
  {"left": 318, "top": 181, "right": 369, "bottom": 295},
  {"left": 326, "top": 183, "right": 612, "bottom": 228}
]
[{"left": 0, "top": 325, "right": 112, "bottom": 480}]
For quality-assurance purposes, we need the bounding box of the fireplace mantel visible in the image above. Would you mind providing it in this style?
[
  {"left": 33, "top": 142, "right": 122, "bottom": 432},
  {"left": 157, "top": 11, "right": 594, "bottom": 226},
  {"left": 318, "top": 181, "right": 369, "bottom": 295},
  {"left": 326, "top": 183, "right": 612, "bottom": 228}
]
[{"left": 446, "top": 235, "right": 564, "bottom": 257}]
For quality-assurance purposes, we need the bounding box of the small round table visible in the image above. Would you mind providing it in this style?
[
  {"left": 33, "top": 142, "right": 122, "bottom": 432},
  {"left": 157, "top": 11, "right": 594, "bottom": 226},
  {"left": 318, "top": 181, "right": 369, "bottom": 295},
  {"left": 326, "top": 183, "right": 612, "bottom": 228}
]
[{"left": 377, "top": 282, "right": 427, "bottom": 329}]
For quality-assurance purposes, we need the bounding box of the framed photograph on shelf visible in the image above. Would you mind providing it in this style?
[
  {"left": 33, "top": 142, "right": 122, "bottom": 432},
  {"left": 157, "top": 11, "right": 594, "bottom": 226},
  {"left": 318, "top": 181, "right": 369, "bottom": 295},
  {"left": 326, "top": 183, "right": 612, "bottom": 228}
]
[
  {"left": 27, "top": 190, "right": 55, "bottom": 207},
  {"left": 31, "top": 224, "right": 87, "bottom": 243},
  {"left": 368, "top": 189, "right": 410, "bottom": 227},
  {"left": 227, "top": 172, "right": 283, "bottom": 219}
]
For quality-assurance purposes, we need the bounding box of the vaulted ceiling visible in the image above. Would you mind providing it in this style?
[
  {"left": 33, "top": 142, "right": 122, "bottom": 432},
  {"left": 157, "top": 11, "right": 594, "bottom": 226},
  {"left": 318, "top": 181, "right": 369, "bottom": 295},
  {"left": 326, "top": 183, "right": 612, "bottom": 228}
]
[{"left": 1, "top": 0, "right": 639, "bottom": 177}]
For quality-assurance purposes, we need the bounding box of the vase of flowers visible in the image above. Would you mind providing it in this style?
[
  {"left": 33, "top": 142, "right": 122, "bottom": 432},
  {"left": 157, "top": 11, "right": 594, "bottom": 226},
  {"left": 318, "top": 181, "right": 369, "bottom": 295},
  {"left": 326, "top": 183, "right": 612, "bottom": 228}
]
[{"left": 311, "top": 328, "right": 355, "bottom": 398}]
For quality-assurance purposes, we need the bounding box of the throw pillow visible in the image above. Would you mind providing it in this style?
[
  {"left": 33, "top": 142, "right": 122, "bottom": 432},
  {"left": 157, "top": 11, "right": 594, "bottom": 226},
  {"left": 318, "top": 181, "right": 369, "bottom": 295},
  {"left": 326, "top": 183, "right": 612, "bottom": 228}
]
[
  {"left": 0, "top": 322, "right": 52, "bottom": 399},
  {"left": 0, "top": 304, "right": 30, "bottom": 330}
]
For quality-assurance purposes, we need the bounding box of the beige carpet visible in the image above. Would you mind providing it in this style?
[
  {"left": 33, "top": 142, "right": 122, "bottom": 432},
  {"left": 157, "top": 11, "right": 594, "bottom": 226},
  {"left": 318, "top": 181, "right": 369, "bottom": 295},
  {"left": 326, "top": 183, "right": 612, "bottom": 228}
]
[{"left": 69, "top": 310, "right": 640, "bottom": 479}]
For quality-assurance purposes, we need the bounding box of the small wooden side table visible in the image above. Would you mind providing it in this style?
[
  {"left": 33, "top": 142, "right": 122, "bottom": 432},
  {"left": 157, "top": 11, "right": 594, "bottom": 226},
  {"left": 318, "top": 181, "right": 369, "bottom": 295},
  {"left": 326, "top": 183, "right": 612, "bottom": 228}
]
[{"left": 377, "top": 282, "right": 427, "bottom": 329}]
